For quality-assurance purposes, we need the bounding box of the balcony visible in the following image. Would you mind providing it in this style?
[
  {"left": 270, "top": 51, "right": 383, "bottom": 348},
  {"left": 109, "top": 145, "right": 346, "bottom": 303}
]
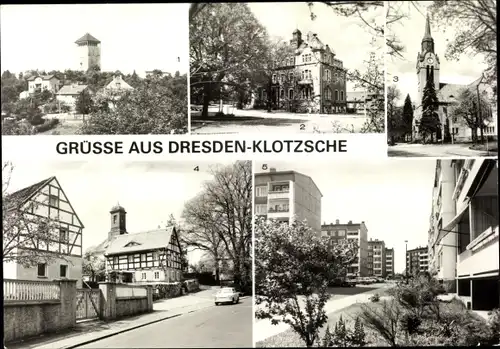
[
  {"left": 298, "top": 78, "right": 313, "bottom": 85},
  {"left": 268, "top": 190, "right": 290, "bottom": 200},
  {"left": 267, "top": 206, "right": 290, "bottom": 219},
  {"left": 457, "top": 226, "right": 499, "bottom": 277}
]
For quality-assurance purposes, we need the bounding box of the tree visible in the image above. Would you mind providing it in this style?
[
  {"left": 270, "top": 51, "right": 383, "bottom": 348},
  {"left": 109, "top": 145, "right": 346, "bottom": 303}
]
[
  {"left": 419, "top": 76, "right": 440, "bottom": 143},
  {"left": 80, "top": 75, "right": 188, "bottom": 135},
  {"left": 402, "top": 94, "right": 414, "bottom": 141},
  {"left": 387, "top": 85, "right": 404, "bottom": 145},
  {"left": 2, "top": 162, "right": 69, "bottom": 267},
  {"left": 190, "top": 3, "right": 268, "bottom": 118},
  {"left": 75, "top": 89, "right": 94, "bottom": 115},
  {"left": 181, "top": 161, "right": 252, "bottom": 293},
  {"left": 429, "top": 0, "right": 497, "bottom": 85},
  {"left": 255, "top": 217, "right": 356, "bottom": 347},
  {"left": 182, "top": 194, "right": 225, "bottom": 282},
  {"left": 82, "top": 251, "right": 105, "bottom": 282},
  {"left": 450, "top": 87, "right": 492, "bottom": 143}
]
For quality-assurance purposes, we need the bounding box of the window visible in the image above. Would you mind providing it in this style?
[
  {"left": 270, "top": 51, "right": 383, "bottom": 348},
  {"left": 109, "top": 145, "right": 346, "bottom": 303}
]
[
  {"left": 325, "top": 88, "right": 331, "bottom": 100},
  {"left": 113, "top": 215, "right": 117, "bottom": 224},
  {"left": 255, "top": 186, "right": 268, "bottom": 197},
  {"left": 280, "top": 74, "right": 285, "bottom": 84},
  {"left": 326, "top": 69, "right": 331, "bottom": 81},
  {"left": 60, "top": 265, "right": 68, "bottom": 277},
  {"left": 337, "top": 230, "right": 346, "bottom": 237},
  {"left": 128, "top": 255, "right": 133, "bottom": 263},
  {"left": 49, "top": 194, "right": 59, "bottom": 207},
  {"left": 340, "top": 91, "right": 344, "bottom": 101},
  {"left": 154, "top": 271, "right": 160, "bottom": 279},
  {"left": 289, "top": 89, "right": 294, "bottom": 100},
  {"left": 141, "top": 272, "right": 147, "bottom": 280},
  {"left": 255, "top": 204, "right": 267, "bottom": 215},
  {"left": 37, "top": 263, "right": 47, "bottom": 277},
  {"left": 272, "top": 74, "right": 277, "bottom": 84},
  {"left": 334, "top": 90, "right": 339, "bottom": 101},
  {"left": 59, "top": 228, "right": 69, "bottom": 243},
  {"left": 289, "top": 73, "right": 294, "bottom": 81},
  {"left": 280, "top": 89, "right": 284, "bottom": 99}
]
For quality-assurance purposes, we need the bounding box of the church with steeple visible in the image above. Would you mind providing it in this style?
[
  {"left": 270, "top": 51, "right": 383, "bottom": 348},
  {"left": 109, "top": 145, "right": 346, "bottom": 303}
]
[{"left": 412, "top": 15, "right": 497, "bottom": 142}]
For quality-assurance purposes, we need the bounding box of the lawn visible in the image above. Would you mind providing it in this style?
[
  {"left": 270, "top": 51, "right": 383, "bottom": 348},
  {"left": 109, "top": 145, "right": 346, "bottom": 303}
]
[{"left": 469, "top": 141, "right": 498, "bottom": 152}]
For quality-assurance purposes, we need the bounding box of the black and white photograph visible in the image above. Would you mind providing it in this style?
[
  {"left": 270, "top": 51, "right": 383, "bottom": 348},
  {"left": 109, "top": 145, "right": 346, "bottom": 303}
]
[
  {"left": 189, "top": 2, "right": 384, "bottom": 134},
  {"left": 2, "top": 159, "right": 253, "bottom": 348},
  {"left": 254, "top": 159, "right": 499, "bottom": 347},
  {"left": 386, "top": 0, "right": 497, "bottom": 157},
  {"left": 1, "top": 4, "right": 188, "bottom": 136}
]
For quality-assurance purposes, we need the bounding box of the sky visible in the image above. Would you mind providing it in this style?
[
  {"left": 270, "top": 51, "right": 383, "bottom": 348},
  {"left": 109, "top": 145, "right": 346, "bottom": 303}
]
[
  {"left": 255, "top": 159, "right": 437, "bottom": 273},
  {"left": 386, "top": 1, "right": 489, "bottom": 106},
  {"left": 248, "top": 2, "right": 384, "bottom": 92},
  {"left": 0, "top": 4, "right": 189, "bottom": 77},
  {"left": 3, "top": 158, "right": 237, "bottom": 265}
]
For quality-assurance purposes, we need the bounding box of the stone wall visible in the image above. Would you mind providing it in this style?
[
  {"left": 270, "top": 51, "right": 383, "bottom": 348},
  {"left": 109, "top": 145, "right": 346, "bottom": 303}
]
[
  {"left": 99, "top": 282, "right": 153, "bottom": 321},
  {"left": 3, "top": 279, "right": 77, "bottom": 343}
]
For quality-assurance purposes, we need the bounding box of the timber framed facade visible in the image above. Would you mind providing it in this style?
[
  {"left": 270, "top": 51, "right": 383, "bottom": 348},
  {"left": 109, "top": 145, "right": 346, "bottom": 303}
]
[{"left": 3, "top": 176, "right": 84, "bottom": 287}]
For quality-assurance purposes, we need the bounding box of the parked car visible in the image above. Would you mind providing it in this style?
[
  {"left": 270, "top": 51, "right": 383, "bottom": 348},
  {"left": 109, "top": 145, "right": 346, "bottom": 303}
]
[
  {"left": 345, "top": 278, "right": 357, "bottom": 287},
  {"left": 215, "top": 287, "right": 240, "bottom": 305}
]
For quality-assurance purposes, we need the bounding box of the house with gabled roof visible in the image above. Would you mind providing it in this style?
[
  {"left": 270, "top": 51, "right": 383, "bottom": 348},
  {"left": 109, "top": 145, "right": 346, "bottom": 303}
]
[
  {"left": 56, "top": 83, "right": 91, "bottom": 110},
  {"left": 27, "top": 75, "right": 61, "bottom": 94},
  {"left": 3, "top": 176, "right": 85, "bottom": 287},
  {"left": 88, "top": 204, "right": 183, "bottom": 284}
]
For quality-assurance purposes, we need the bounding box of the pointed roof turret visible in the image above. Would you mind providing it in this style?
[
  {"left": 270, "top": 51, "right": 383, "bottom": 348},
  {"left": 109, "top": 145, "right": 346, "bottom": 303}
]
[
  {"left": 423, "top": 14, "right": 432, "bottom": 40},
  {"left": 75, "top": 33, "right": 100, "bottom": 45}
]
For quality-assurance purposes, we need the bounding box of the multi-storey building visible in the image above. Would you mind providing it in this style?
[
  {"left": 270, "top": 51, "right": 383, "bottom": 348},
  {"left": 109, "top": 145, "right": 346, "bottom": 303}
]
[
  {"left": 368, "top": 239, "right": 386, "bottom": 277},
  {"left": 321, "top": 220, "right": 369, "bottom": 277},
  {"left": 27, "top": 75, "right": 61, "bottom": 94},
  {"left": 3, "top": 176, "right": 84, "bottom": 288},
  {"left": 406, "top": 246, "right": 429, "bottom": 276},
  {"left": 430, "top": 159, "right": 498, "bottom": 311},
  {"left": 76, "top": 33, "right": 101, "bottom": 71},
  {"left": 385, "top": 248, "right": 394, "bottom": 278},
  {"left": 255, "top": 29, "right": 347, "bottom": 114},
  {"left": 90, "top": 204, "right": 183, "bottom": 284},
  {"left": 254, "top": 168, "right": 322, "bottom": 233}
]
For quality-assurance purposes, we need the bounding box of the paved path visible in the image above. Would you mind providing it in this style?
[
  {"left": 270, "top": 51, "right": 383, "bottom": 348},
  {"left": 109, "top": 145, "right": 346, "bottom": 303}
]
[
  {"left": 78, "top": 297, "right": 253, "bottom": 348},
  {"left": 254, "top": 284, "right": 390, "bottom": 343},
  {"left": 388, "top": 143, "right": 496, "bottom": 157},
  {"left": 191, "top": 107, "right": 368, "bottom": 134}
]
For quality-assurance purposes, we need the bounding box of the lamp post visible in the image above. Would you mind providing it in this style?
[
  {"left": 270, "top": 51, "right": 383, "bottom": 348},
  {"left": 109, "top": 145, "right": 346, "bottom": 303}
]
[{"left": 405, "top": 240, "right": 408, "bottom": 283}]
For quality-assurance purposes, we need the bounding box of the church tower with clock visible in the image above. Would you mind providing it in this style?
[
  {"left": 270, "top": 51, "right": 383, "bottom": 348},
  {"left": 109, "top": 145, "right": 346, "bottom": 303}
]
[{"left": 416, "top": 15, "right": 440, "bottom": 105}]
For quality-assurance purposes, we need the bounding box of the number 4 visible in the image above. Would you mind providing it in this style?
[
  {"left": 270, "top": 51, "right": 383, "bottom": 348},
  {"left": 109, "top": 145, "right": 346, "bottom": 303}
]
[{"left": 194, "top": 166, "right": 199, "bottom": 171}]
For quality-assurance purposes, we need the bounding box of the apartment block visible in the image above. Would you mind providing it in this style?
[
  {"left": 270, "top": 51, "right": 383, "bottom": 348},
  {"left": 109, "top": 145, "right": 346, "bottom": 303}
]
[
  {"left": 368, "top": 239, "right": 386, "bottom": 277},
  {"left": 321, "top": 220, "right": 369, "bottom": 277},
  {"left": 406, "top": 246, "right": 429, "bottom": 276},
  {"left": 430, "top": 159, "right": 499, "bottom": 311},
  {"left": 254, "top": 168, "right": 322, "bottom": 233},
  {"left": 385, "top": 248, "right": 394, "bottom": 278}
]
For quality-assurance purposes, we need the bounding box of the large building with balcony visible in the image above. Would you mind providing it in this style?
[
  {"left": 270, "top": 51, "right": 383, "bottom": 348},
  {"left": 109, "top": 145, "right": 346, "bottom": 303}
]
[
  {"left": 385, "top": 248, "right": 394, "bottom": 278},
  {"left": 321, "top": 220, "right": 369, "bottom": 277},
  {"left": 429, "top": 159, "right": 499, "bottom": 311},
  {"left": 368, "top": 239, "right": 386, "bottom": 277},
  {"left": 254, "top": 29, "right": 347, "bottom": 114},
  {"left": 254, "top": 168, "right": 322, "bottom": 233},
  {"left": 406, "top": 246, "right": 429, "bottom": 276}
]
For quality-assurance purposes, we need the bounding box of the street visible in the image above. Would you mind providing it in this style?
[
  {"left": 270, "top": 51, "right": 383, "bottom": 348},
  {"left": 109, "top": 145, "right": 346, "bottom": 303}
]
[
  {"left": 191, "top": 106, "right": 368, "bottom": 134},
  {"left": 76, "top": 297, "right": 252, "bottom": 348},
  {"left": 388, "top": 143, "right": 496, "bottom": 157}
]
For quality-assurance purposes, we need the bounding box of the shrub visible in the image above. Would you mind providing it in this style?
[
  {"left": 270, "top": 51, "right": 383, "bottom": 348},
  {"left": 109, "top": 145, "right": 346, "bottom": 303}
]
[
  {"left": 1, "top": 119, "right": 34, "bottom": 135},
  {"left": 359, "top": 300, "right": 404, "bottom": 347},
  {"left": 43, "top": 100, "right": 71, "bottom": 114},
  {"left": 488, "top": 308, "right": 500, "bottom": 343},
  {"left": 34, "top": 118, "right": 59, "bottom": 133},
  {"left": 400, "top": 313, "right": 422, "bottom": 335},
  {"left": 321, "top": 316, "right": 367, "bottom": 347},
  {"left": 152, "top": 282, "right": 183, "bottom": 301}
]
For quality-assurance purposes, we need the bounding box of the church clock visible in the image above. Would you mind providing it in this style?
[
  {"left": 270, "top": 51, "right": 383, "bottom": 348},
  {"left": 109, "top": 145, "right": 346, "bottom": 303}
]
[{"left": 427, "top": 57, "right": 434, "bottom": 64}]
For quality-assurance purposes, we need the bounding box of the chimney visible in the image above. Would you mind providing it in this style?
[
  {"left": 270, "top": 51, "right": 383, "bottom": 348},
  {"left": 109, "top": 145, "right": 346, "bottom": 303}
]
[
  {"left": 269, "top": 168, "right": 276, "bottom": 173},
  {"left": 335, "top": 219, "right": 339, "bottom": 224}
]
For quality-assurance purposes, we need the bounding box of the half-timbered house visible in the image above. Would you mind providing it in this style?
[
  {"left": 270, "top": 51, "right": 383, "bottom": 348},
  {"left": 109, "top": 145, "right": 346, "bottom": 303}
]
[
  {"left": 89, "top": 204, "right": 183, "bottom": 284},
  {"left": 3, "top": 176, "right": 84, "bottom": 287}
]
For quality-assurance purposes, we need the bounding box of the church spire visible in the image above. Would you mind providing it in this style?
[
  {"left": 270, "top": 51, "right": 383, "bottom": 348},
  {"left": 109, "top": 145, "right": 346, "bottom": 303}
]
[
  {"left": 423, "top": 14, "right": 432, "bottom": 39},
  {"left": 421, "top": 13, "right": 435, "bottom": 53}
]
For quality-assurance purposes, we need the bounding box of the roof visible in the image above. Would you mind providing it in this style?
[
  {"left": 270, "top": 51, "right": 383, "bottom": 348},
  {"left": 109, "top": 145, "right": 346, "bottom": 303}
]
[
  {"left": 75, "top": 33, "right": 100, "bottom": 44},
  {"left": 437, "top": 83, "right": 466, "bottom": 103},
  {"left": 26, "top": 75, "right": 58, "bottom": 81},
  {"left": 110, "top": 204, "right": 126, "bottom": 213},
  {"left": 57, "top": 84, "right": 88, "bottom": 95},
  {"left": 104, "top": 226, "right": 176, "bottom": 256},
  {"left": 346, "top": 91, "right": 366, "bottom": 101},
  {"left": 6, "top": 177, "right": 54, "bottom": 210}
]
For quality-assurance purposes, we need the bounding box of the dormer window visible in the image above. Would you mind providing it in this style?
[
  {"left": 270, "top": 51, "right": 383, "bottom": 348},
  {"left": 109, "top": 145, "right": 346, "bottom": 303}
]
[{"left": 116, "top": 82, "right": 121, "bottom": 89}]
